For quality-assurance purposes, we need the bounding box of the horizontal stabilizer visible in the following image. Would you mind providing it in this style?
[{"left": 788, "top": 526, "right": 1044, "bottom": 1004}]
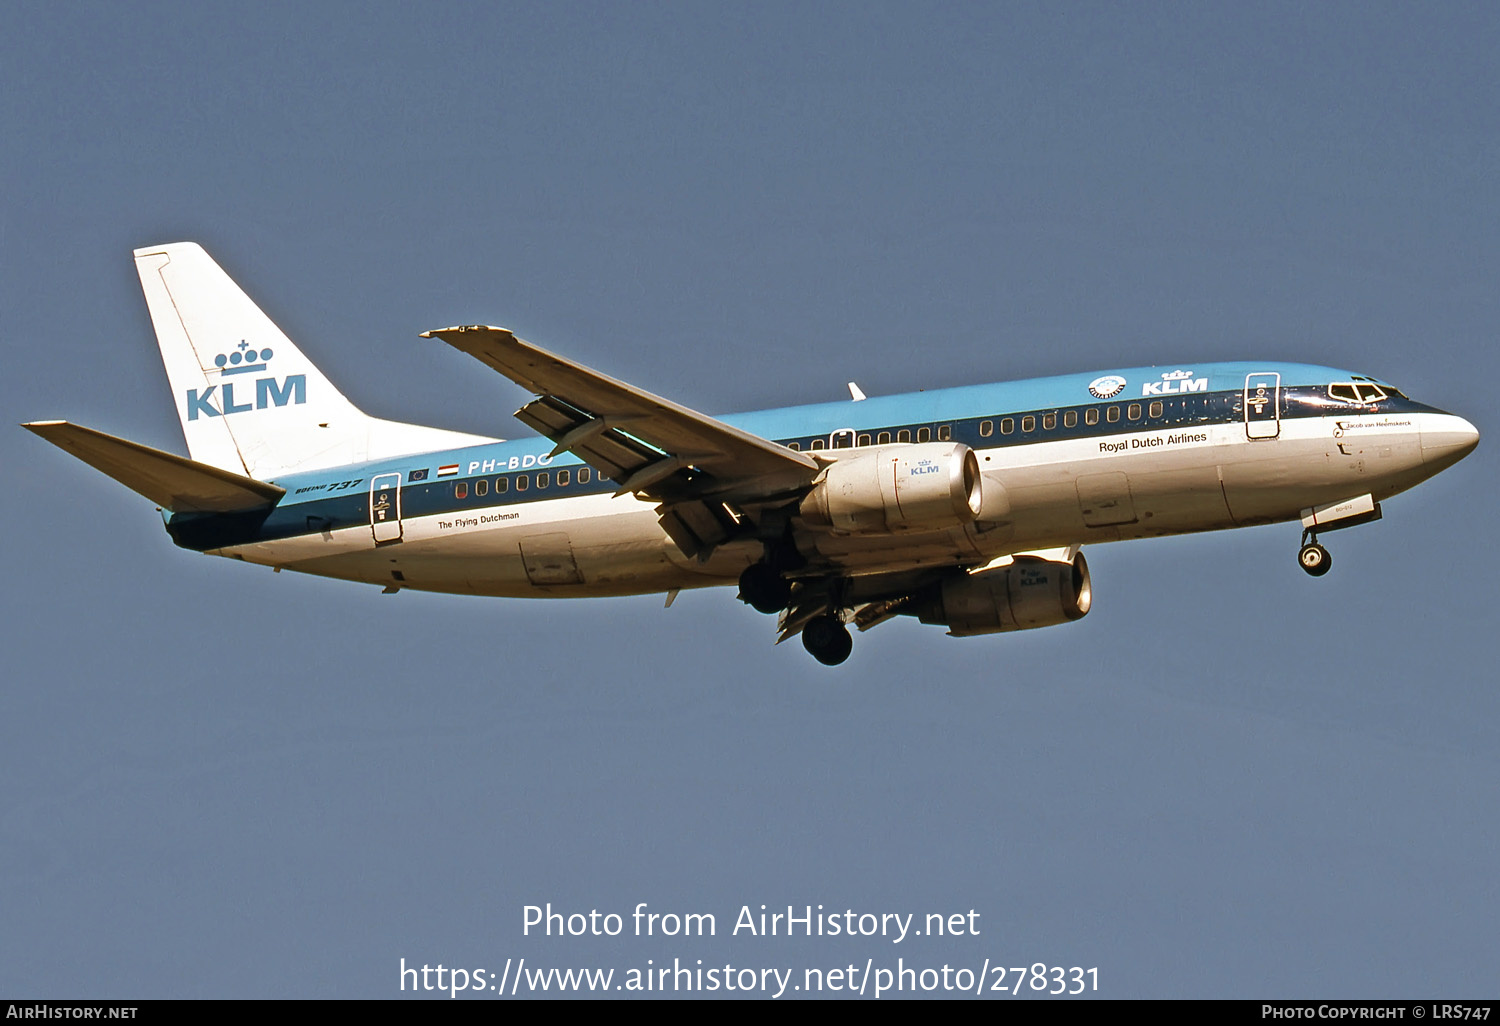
[{"left": 23, "top": 421, "right": 286, "bottom": 513}]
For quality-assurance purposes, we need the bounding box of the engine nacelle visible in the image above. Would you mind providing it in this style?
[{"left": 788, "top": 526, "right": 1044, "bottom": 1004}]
[
  {"left": 799, "top": 442, "right": 983, "bottom": 534},
  {"left": 908, "top": 552, "right": 1092, "bottom": 636}
]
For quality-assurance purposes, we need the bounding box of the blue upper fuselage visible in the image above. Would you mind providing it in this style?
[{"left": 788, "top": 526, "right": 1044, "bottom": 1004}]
[{"left": 262, "top": 360, "right": 1418, "bottom": 502}]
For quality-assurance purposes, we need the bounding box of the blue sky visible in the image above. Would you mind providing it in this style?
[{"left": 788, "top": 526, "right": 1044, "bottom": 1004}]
[{"left": 3, "top": 2, "right": 1496, "bottom": 998}]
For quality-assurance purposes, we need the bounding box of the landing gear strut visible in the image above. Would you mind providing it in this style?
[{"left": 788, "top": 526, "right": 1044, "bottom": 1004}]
[
  {"left": 1298, "top": 530, "right": 1332, "bottom": 577},
  {"left": 738, "top": 562, "right": 792, "bottom": 614},
  {"left": 802, "top": 614, "right": 853, "bottom": 666}
]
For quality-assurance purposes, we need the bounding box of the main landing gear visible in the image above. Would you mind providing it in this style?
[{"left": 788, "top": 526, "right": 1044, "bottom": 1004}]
[
  {"left": 1298, "top": 530, "right": 1332, "bottom": 577},
  {"left": 738, "top": 562, "right": 792, "bottom": 614},
  {"left": 801, "top": 614, "right": 853, "bottom": 666},
  {"left": 738, "top": 559, "right": 854, "bottom": 666}
]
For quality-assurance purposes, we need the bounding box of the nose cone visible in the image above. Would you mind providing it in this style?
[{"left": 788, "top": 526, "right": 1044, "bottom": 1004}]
[{"left": 1422, "top": 414, "right": 1480, "bottom": 473}]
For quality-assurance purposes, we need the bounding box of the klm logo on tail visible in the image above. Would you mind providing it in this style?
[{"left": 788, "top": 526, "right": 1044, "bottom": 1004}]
[{"left": 186, "top": 340, "right": 306, "bottom": 420}]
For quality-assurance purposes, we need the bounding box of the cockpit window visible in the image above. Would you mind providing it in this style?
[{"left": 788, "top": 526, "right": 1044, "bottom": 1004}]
[{"left": 1329, "top": 382, "right": 1387, "bottom": 404}]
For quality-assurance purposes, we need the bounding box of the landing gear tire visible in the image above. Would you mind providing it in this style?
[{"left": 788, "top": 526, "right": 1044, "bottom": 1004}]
[
  {"left": 1298, "top": 543, "right": 1332, "bottom": 577},
  {"left": 802, "top": 615, "right": 853, "bottom": 666},
  {"left": 738, "top": 563, "right": 791, "bottom": 614}
]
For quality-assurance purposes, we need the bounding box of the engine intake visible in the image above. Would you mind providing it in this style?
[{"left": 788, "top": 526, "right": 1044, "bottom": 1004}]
[
  {"left": 799, "top": 442, "right": 983, "bottom": 534},
  {"left": 908, "top": 552, "right": 1092, "bottom": 636}
]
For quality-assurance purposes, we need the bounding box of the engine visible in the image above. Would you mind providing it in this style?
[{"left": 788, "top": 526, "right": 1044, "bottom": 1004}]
[
  {"left": 907, "top": 552, "right": 1092, "bottom": 636},
  {"left": 798, "top": 442, "right": 983, "bottom": 534}
]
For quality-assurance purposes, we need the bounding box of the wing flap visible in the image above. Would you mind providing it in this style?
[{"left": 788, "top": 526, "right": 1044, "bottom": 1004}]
[
  {"left": 23, "top": 421, "right": 286, "bottom": 513},
  {"left": 513, "top": 395, "right": 664, "bottom": 484}
]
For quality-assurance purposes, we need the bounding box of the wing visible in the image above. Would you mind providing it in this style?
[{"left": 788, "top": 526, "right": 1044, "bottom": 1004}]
[
  {"left": 775, "top": 545, "right": 1089, "bottom": 644},
  {"left": 774, "top": 568, "right": 944, "bottom": 644},
  {"left": 423, "top": 325, "right": 821, "bottom": 555}
]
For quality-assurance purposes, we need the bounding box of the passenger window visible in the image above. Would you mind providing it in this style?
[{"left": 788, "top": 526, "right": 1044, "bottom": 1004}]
[
  {"left": 1021, "top": 415, "right": 1035, "bottom": 432},
  {"left": 917, "top": 427, "right": 931, "bottom": 443},
  {"left": 1149, "top": 401, "right": 1163, "bottom": 418},
  {"left": 1000, "top": 418, "right": 1014, "bottom": 435},
  {"left": 897, "top": 429, "right": 911, "bottom": 443},
  {"left": 1127, "top": 403, "right": 1142, "bottom": 420},
  {"left": 495, "top": 477, "right": 508, "bottom": 493},
  {"left": 1107, "top": 406, "right": 1120, "bottom": 423},
  {"left": 516, "top": 475, "right": 528, "bottom": 492},
  {"left": 476, "top": 478, "right": 488, "bottom": 497},
  {"left": 578, "top": 467, "right": 591, "bottom": 484},
  {"left": 877, "top": 431, "right": 891, "bottom": 445},
  {"left": 786, "top": 441, "right": 800, "bottom": 451},
  {"left": 979, "top": 420, "right": 993, "bottom": 438},
  {"left": 1042, "top": 413, "right": 1056, "bottom": 430},
  {"left": 557, "top": 469, "right": 570, "bottom": 486},
  {"left": 857, "top": 433, "right": 871, "bottom": 446},
  {"left": 455, "top": 482, "right": 468, "bottom": 499},
  {"left": 1064, "top": 410, "right": 1077, "bottom": 428},
  {"left": 811, "top": 438, "right": 826, "bottom": 450},
  {"left": 537, "top": 472, "right": 549, "bottom": 489},
  {"left": 937, "top": 425, "right": 951, "bottom": 441},
  {"left": 1085, "top": 408, "right": 1099, "bottom": 426}
]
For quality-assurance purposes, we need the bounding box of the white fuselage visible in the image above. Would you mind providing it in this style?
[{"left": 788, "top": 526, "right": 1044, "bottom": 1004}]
[{"left": 199, "top": 394, "right": 1473, "bottom": 600}]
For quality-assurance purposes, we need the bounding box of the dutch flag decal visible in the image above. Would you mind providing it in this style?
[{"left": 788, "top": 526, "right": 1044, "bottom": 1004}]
[{"left": 438, "top": 464, "right": 458, "bottom": 477}]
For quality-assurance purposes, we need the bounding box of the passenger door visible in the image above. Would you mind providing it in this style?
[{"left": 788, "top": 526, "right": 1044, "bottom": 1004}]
[
  {"left": 369, "top": 473, "right": 403, "bottom": 544},
  {"left": 1244, "top": 373, "right": 1281, "bottom": 440}
]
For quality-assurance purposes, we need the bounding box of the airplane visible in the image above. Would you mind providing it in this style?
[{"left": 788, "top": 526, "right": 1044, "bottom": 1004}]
[{"left": 24, "top": 243, "right": 1480, "bottom": 665}]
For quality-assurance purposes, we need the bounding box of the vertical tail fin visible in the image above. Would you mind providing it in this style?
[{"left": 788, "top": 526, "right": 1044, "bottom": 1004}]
[{"left": 134, "top": 243, "right": 496, "bottom": 480}]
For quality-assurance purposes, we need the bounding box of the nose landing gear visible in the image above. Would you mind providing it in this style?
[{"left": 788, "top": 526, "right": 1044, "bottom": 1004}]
[
  {"left": 1298, "top": 530, "right": 1332, "bottom": 577},
  {"left": 1295, "top": 496, "right": 1382, "bottom": 578}
]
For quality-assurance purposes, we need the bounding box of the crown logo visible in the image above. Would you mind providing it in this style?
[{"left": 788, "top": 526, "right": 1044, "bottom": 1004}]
[
  {"left": 1162, "top": 369, "right": 1195, "bottom": 380},
  {"left": 214, "top": 339, "right": 275, "bottom": 376}
]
